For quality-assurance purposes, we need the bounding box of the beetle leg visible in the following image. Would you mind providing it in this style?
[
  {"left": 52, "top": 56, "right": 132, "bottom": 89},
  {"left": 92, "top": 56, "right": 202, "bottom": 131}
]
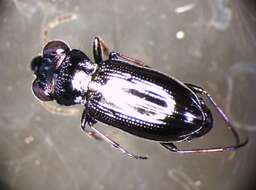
[
  {"left": 109, "top": 52, "right": 149, "bottom": 67},
  {"left": 160, "top": 143, "right": 178, "bottom": 151},
  {"left": 93, "top": 36, "right": 148, "bottom": 67},
  {"left": 81, "top": 110, "right": 102, "bottom": 140},
  {"left": 93, "top": 36, "right": 110, "bottom": 64},
  {"left": 81, "top": 110, "right": 148, "bottom": 159},
  {"left": 160, "top": 139, "right": 248, "bottom": 154},
  {"left": 184, "top": 83, "right": 248, "bottom": 149}
]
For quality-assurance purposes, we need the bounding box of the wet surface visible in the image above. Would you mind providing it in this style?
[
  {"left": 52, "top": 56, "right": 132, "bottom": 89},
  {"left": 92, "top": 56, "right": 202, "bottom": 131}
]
[{"left": 1, "top": 0, "right": 256, "bottom": 190}]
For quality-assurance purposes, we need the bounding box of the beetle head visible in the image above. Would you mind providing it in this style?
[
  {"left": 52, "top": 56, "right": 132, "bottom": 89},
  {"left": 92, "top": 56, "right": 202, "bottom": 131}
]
[{"left": 31, "top": 41, "right": 70, "bottom": 101}]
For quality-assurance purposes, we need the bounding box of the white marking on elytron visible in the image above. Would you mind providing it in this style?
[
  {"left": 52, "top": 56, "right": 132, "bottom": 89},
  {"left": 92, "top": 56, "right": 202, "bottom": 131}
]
[{"left": 89, "top": 75, "right": 176, "bottom": 125}]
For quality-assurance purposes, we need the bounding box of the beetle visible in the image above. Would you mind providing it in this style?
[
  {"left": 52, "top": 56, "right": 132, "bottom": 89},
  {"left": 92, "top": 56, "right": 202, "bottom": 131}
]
[{"left": 31, "top": 36, "right": 248, "bottom": 159}]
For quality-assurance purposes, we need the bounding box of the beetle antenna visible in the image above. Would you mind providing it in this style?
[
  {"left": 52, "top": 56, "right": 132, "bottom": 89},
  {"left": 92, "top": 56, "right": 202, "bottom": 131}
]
[{"left": 42, "top": 14, "right": 77, "bottom": 46}]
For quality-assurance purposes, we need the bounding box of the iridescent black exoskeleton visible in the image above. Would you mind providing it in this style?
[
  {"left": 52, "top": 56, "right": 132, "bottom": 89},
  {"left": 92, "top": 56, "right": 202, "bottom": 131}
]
[{"left": 31, "top": 36, "right": 248, "bottom": 159}]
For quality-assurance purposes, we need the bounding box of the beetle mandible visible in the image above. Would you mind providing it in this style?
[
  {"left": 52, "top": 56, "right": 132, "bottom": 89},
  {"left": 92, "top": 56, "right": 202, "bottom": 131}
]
[{"left": 31, "top": 36, "right": 248, "bottom": 159}]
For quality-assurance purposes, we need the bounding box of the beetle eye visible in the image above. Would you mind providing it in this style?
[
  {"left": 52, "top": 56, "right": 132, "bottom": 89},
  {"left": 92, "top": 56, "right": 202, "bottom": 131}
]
[
  {"left": 31, "top": 56, "right": 43, "bottom": 75},
  {"left": 43, "top": 41, "right": 70, "bottom": 57},
  {"left": 32, "top": 80, "right": 53, "bottom": 101}
]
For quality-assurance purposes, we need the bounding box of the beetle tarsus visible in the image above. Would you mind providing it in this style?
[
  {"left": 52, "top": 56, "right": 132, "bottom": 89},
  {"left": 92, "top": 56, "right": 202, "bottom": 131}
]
[{"left": 161, "top": 138, "right": 248, "bottom": 154}]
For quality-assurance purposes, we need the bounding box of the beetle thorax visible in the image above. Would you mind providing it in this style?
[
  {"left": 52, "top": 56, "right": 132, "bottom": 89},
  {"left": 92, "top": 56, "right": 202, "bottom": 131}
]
[
  {"left": 72, "top": 71, "right": 92, "bottom": 93},
  {"left": 70, "top": 70, "right": 92, "bottom": 104}
]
